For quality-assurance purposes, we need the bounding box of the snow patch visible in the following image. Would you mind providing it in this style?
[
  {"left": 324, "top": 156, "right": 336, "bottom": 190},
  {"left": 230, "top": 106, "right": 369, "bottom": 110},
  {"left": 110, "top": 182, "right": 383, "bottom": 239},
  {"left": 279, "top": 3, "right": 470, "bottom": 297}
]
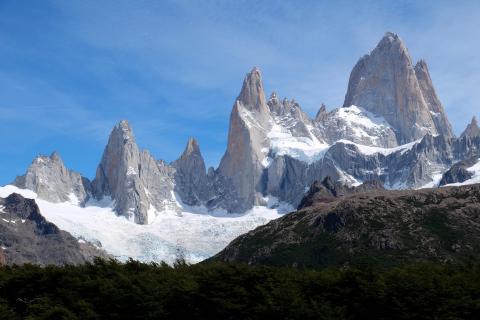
[
  {"left": 268, "top": 123, "right": 329, "bottom": 164},
  {"left": 336, "top": 139, "right": 419, "bottom": 156},
  {"left": 261, "top": 156, "right": 273, "bottom": 168},
  {"left": 418, "top": 172, "right": 444, "bottom": 189},
  {"left": 337, "top": 105, "right": 390, "bottom": 130},
  {"left": 126, "top": 166, "right": 137, "bottom": 176}
]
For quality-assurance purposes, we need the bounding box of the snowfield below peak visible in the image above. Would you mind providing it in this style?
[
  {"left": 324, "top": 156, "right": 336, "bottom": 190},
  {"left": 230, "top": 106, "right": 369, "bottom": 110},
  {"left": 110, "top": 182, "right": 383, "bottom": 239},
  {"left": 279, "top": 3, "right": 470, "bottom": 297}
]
[
  {"left": 0, "top": 185, "right": 290, "bottom": 265},
  {"left": 319, "top": 105, "right": 398, "bottom": 148},
  {"left": 335, "top": 139, "right": 420, "bottom": 156},
  {"left": 267, "top": 123, "right": 329, "bottom": 164}
]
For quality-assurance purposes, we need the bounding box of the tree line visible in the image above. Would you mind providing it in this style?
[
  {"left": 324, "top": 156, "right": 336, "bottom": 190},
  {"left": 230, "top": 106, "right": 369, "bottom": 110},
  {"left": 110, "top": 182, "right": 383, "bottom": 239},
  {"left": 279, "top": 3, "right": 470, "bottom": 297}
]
[{"left": 0, "top": 259, "right": 479, "bottom": 319}]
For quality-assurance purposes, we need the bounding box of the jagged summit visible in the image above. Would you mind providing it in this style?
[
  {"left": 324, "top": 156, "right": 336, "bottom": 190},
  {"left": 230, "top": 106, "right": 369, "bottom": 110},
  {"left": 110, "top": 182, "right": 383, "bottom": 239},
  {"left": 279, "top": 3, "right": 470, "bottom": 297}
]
[
  {"left": 376, "top": 32, "right": 407, "bottom": 50},
  {"left": 343, "top": 32, "right": 453, "bottom": 144},
  {"left": 92, "top": 120, "right": 179, "bottom": 224},
  {"left": 315, "top": 103, "right": 327, "bottom": 122},
  {"left": 460, "top": 116, "right": 480, "bottom": 139},
  {"left": 115, "top": 119, "right": 134, "bottom": 141},
  {"left": 183, "top": 137, "right": 200, "bottom": 156},
  {"left": 12, "top": 151, "right": 90, "bottom": 204},
  {"left": 172, "top": 138, "right": 210, "bottom": 206},
  {"left": 49, "top": 151, "right": 61, "bottom": 162},
  {"left": 237, "top": 67, "right": 268, "bottom": 113}
]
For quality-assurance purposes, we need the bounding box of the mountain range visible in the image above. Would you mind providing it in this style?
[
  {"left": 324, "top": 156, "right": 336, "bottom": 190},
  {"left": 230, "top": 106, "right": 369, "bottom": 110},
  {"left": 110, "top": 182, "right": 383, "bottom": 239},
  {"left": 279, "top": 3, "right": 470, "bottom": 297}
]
[{"left": 2, "top": 32, "right": 480, "bottom": 264}]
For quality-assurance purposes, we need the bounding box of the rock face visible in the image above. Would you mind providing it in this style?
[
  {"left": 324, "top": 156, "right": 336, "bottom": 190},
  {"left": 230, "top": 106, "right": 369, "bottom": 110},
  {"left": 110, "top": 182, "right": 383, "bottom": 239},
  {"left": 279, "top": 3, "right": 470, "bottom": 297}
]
[
  {"left": 297, "top": 177, "right": 385, "bottom": 210},
  {"left": 216, "top": 67, "right": 273, "bottom": 212},
  {"left": 213, "top": 183, "right": 480, "bottom": 268},
  {"left": 0, "top": 193, "right": 107, "bottom": 265},
  {"left": 343, "top": 32, "right": 453, "bottom": 144},
  {"left": 461, "top": 117, "right": 480, "bottom": 139},
  {"left": 172, "top": 138, "right": 210, "bottom": 206},
  {"left": 92, "top": 120, "right": 179, "bottom": 224},
  {"left": 439, "top": 157, "right": 478, "bottom": 186},
  {"left": 13, "top": 152, "right": 90, "bottom": 204}
]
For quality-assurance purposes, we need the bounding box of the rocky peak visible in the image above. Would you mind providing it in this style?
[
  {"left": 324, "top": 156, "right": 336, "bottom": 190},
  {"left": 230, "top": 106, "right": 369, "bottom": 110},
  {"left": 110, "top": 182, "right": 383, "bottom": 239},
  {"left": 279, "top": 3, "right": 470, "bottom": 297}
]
[
  {"left": 414, "top": 59, "right": 428, "bottom": 73},
  {"left": 92, "top": 120, "right": 180, "bottom": 224},
  {"left": 375, "top": 32, "right": 409, "bottom": 56},
  {"left": 49, "top": 151, "right": 62, "bottom": 163},
  {"left": 268, "top": 92, "right": 278, "bottom": 102},
  {"left": 237, "top": 67, "right": 268, "bottom": 113},
  {"left": 172, "top": 137, "right": 210, "bottom": 206},
  {"left": 343, "top": 32, "right": 453, "bottom": 144},
  {"left": 461, "top": 116, "right": 480, "bottom": 139},
  {"left": 216, "top": 67, "right": 273, "bottom": 212},
  {"left": 183, "top": 137, "right": 200, "bottom": 156},
  {"left": 12, "top": 152, "right": 90, "bottom": 204},
  {"left": 315, "top": 104, "right": 327, "bottom": 122}
]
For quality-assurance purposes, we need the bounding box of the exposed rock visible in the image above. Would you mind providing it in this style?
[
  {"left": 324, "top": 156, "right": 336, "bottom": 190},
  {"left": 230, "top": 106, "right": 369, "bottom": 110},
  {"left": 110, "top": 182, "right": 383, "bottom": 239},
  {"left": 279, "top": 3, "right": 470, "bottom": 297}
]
[
  {"left": 92, "top": 120, "right": 179, "bottom": 224},
  {"left": 213, "top": 184, "right": 480, "bottom": 268},
  {"left": 0, "top": 193, "right": 108, "bottom": 265},
  {"left": 216, "top": 68, "right": 273, "bottom": 212},
  {"left": 414, "top": 59, "right": 453, "bottom": 138},
  {"left": 268, "top": 95, "right": 318, "bottom": 140},
  {"left": 460, "top": 117, "right": 480, "bottom": 139},
  {"left": 172, "top": 138, "right": 210, "bottom": 206},
  {"left": 439, "top": 157, "right": 478, "bottom": 186},
  {"left": 298, "top": 177, "right": 385, "bottom": 209},
  {"left": 13, "top": 152, "right": 90, "bottom": 204},
  {"left": 314, "top": 103, "right": 327, "bottom": 122},
  {"left": 343, "top": 32, "right": 453, "bottom": 144}
]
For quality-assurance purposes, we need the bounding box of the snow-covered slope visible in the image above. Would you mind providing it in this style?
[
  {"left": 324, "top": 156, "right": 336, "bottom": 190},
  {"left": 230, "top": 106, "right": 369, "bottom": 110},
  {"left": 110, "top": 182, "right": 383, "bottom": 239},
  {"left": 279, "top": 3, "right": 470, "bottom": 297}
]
[
  {"left": 0, "top": 185, "right": 291, "bottom": 264},
  {"left": 266, "top": 122, "right": 329, "bottom": 165},
  {"left": 334, "top": 138, "right": 420, "bottom": 156},
  {"left": 316, "top": 105, "right": 398, "bottom": 148}
]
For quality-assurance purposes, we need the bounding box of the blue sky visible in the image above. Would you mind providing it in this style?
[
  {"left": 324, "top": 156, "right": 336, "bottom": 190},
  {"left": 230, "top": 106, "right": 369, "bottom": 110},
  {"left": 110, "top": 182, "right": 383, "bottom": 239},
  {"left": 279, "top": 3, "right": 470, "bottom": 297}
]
[{"left": 0, "top": 0, "right": 479, "bottom": 184}]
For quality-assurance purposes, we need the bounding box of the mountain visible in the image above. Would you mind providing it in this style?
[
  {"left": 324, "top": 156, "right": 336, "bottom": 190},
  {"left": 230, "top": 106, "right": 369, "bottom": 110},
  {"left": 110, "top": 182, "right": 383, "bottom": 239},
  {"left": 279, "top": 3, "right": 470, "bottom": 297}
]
[
  {"left": 12, "top": 152, "right": 90, "bottom": 205},
  {"left": 215, "top": 67, "right": 273, "bottom": 212},
  {"left": 212, "top": 183, "right": 480, "bottom": 268},
  {"left": 0, "top": 193, "right": 107, "bottom": 265},
  {"left": 91, "top": 120, "right": 180, "bottom": 224},
  {"left": 343, "top": 32, "right": 453, "bottom": 144},
  {"left": 172, "top": 138, "right": 211, "bottom": 206},
  {"left": 460, "top": 116, "right": 480, "bottom": 139},
  {"left": 5, "top": 30, "right": 480, "bottom": 265}
]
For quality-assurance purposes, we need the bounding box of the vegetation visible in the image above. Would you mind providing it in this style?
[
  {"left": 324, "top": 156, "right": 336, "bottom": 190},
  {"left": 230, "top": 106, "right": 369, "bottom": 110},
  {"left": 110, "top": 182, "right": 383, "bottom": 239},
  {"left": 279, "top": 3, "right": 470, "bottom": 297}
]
[{"left": 0, "top": 259, "right": 479, "bottom": 319}]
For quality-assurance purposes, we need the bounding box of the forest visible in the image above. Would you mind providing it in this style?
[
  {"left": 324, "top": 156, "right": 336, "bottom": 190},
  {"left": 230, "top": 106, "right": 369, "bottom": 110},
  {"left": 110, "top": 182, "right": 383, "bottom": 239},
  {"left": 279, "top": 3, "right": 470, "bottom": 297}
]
[{"left": 0, "top": 259, "right": 479, "bottom": 319}]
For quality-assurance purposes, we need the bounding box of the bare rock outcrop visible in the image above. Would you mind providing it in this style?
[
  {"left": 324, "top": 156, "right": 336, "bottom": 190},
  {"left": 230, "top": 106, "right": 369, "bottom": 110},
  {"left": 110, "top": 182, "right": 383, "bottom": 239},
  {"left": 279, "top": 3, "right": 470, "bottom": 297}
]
[
  {"left": 460, "top": 117, "right": 480, "bottom": 139},
  {"left": 92, "top": 120, "right": 179, "bottom": 224},
  {"left": 13, "top": 152, "right": 90, "bottom": 204},
  {"left": 343, "top": 32, "right": 453, "bottom": 144},
  {"left": 216, "top": 67, "right": 273, "bottom": 212},
  {"left": 0, "top": 193, "right": 108, "bottom": 265},
  {"left": 172, "top": 138, "right": 211, "bottom": 206}
]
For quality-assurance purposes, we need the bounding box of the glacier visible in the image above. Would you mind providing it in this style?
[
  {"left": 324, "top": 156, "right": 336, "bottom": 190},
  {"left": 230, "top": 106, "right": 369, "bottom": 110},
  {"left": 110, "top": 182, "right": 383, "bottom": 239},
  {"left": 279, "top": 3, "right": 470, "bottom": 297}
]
[{"left": 0, "top": 185, "right": 292, "bottom": 264}]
